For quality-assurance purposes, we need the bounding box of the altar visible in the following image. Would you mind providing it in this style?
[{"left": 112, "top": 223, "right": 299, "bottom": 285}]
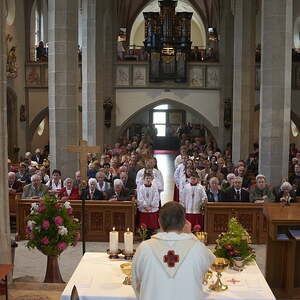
[{"left": 61, "top": 252, "right": 275, "bottom": 300}]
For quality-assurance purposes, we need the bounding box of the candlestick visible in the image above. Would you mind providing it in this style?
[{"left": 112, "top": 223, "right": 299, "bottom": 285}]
[
  {"left": 109, "top": 227, "right": 119, "bottom": 254},
  {"left": 124, "top": 228, "right": 134, "bottom": 255}
]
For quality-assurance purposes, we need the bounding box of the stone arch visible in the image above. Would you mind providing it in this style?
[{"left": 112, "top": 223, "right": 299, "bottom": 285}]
[
  {"left": 7, "top": 87, "right": 18, "bottom": 161},
  {"left": 117, "top": 98, "right": 218, "bottom": 142},
  {"left": 28, "top": 107, "right": 49, "bottom": 150}
]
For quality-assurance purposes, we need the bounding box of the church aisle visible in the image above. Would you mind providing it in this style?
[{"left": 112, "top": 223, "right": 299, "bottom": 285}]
[{"left": 154, "top": 153, "right": 175, "bottom": 205}]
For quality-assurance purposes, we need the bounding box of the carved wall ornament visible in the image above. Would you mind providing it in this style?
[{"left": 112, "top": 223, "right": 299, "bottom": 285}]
[{"left": 6, "top": 34, "right": 17, "bottom": 79}]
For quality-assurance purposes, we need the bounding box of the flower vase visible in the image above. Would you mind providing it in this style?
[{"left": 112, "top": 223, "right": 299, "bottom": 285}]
[{"left": 44, "top": 255, "right": 64, "bottom": 283}]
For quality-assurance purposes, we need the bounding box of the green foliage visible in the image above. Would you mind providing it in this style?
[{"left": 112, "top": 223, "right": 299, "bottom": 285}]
[
  {"left": 26, "top": 195, "right": 80, "bottom": 256},
  {"left": 214, "top": 217, "right": 256, "bottom": 263}
]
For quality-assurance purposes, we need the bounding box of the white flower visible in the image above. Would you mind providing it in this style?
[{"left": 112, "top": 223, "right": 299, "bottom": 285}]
[
  {"left": 74, "top": 218, "right": 79, "bottom": 223},
  {"left": 27, "top": 220, "right": 36, "bottom": 230},
  {"left": 58, "top": 226, "right": 68, "bottom": 236},
  {"left": 30, "top": 203, "right": 39, "bottom": 215},
  {"left": 35, "top": 226, "right": 41, "bottom": 232},
  {"left": 64, "top": 201, "right": 72, "bottom": 209}
]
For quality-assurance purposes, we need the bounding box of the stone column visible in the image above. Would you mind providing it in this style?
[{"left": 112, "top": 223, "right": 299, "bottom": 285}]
[
  {"left": 218, "top": 0, "right": 234, "bottom": 151},
  {"left": 48, "top": 0, "right": 79, "bottom": 177},
  {"left": 0, "top": 1, "right": 12, "bottom": 264},
  {"left": 81, "top": 0, "right": 103, "bottom": 146},
  {"left": 259, "top": 0, "right": 293, "bottom": 185},
  {"left": 232, "top": 0, "right": 256, "bottom": 163}
]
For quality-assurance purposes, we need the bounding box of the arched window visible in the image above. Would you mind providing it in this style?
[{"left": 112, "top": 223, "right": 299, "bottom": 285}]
[{"left": 30, "top": 0, "right": 48, "bottom": 60}]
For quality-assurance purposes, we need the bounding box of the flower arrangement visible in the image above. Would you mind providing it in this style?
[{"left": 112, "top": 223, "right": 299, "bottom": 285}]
[
  {"left": 193, "top": 224, "right": 201, "bottom": 233},
  {"left": 26, "top": 195, "right": 80, "bottom": 256},
  {"left": 214, "top": 217, "right": 255, "bottom": 263},
  {"left": 137, "top": 223, "right": 149, "bottom": 241}
]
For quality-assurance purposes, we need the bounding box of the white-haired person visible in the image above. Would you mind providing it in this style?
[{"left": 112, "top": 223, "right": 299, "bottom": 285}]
[
  {"left": 221, "top": 173, "right": 235, "bottom": 191},
  {"left": 106, "top": 178, "right": 131, "bottom": 201},
  {"left": 58, "top": 178, "right": 80, "bottom": 200},
  {"left": 276, "top": 181, "right": 296, "bottom": 204},
  {"left": 249, "top": 174, "right": 274, "bottom": 203},
  {"left": 22, "top": 174, "right": 49, "bottom": 199},
  {"left": 80, "top": 178, "right": 105, "bottom": 200}
]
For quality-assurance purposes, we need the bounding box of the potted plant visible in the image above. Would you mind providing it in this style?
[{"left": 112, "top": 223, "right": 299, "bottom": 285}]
[
  {"left": 26, "top": 195, "right": 80, "bottom": 283},
  {"left": 214, "top": 217, "right": 255, "bottom": 266}
]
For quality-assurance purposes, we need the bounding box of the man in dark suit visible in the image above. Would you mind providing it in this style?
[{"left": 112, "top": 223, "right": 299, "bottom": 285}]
[
  {"left": 119, "top": 171, "right": 135, "bottom": 195},
  {"left": 81, "top": 178, "right": 105, "bottom": 200},
  {"left": 106, "top": 179, "right": 131, "bottom": 201},
  {"left": 237, "top": 165, "right": 252, "bottom": 189},
  {"left": 224, "top": 176, "right": 250, "bottom": 202},
  {"left": 32, "top": 148, "right": 45, "bottom": 165},
  {"left": 206, "top": 177, "right": 224, "bottom": 202}
]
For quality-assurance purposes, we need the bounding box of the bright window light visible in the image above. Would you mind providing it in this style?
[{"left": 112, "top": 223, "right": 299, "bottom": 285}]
[
  {"left": 153, "top": 112, "right": 166, "bottom": 124},
  {"left": 155, "top": 125, "right": 166, "bottom": 137},
  {"left": 154, "top": 104, "right": 169, "bottom": 110}
]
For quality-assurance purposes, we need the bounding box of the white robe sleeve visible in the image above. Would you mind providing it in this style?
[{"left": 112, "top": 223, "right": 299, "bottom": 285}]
[
  {"left": 136, "top": 169, "right": 144, "bottom": 188},
  {"left": 155, "top": 169, "right": 164, "bottom": 192},
  {"left": 174, "top": 164, "right": 184, "bottom": 188},
  {"left": 137, "top": 185, "right": 147, "bottom": 209}
]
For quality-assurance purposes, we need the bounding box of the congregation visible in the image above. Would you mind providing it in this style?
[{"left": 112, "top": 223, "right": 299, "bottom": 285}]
[{"left": 7, "top": 128, "right": 300, "bottom": 234}]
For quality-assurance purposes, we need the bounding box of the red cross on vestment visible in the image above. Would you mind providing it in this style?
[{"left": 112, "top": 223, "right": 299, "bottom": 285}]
[
  {"left": 163, "top": 250, "right": 179, "bottom": 268},
  {"left": 227, "top": 278, "right": 240, "bottom": 284}
]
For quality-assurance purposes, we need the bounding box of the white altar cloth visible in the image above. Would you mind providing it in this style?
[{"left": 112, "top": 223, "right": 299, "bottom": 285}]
[{"left": 60, "top": 252, "right": 276, "bottom": 300}]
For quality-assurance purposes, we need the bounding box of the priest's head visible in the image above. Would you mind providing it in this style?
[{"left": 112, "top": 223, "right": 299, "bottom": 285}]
[{"left": 159, "top": 202, "right": 186, "bottom": 233}]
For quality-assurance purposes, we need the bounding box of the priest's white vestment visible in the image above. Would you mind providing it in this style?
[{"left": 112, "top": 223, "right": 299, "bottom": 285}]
[{"left": 132, "top": 232, "right": 215, "bottom": 300}]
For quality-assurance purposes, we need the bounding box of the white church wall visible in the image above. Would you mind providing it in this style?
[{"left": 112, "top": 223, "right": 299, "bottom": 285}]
[{"left": 115, "top": 89, "right": 220, "bottom": 128}]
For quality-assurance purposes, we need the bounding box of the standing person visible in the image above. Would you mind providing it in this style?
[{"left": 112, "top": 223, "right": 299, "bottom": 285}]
[
  {"left": 137, "top": 173, "right": 160, "bottom": 232},
  {"left": 181, "top": 172, "right": 207, "bottom": 230},
  {"left": 46, "top": 169, "right": 63, "bottom": 195},
  {"left": 132, "top": 201, "right": 215, "bottom": 300}
]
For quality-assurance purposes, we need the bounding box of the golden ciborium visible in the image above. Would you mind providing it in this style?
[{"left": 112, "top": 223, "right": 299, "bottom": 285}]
[
  {"left": 120, "top": 263, "right": 132, "bottom": 285},
  {"left": 209, "top": 258, "right": 229, "bottom": 292},
  {"left": 195, "top": 232, "right": 208, "bottom": 244}
]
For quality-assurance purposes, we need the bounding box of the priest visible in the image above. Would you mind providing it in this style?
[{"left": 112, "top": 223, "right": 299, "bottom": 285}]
[{"left": 132, "top": 201, "right": 215, "bottom": 300}]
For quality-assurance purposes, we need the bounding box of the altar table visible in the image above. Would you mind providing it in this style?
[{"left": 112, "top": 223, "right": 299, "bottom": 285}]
[{"left": 61, "top": 253, "right": 275, "bottom": 300}]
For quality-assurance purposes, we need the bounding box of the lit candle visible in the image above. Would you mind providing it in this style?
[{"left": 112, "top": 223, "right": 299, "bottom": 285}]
[
  {"left": 124, "top": 228, "right": 133, "bottom": 254},
  {"left": 109, "top": 227, "right": 119, "bottom": 253}
]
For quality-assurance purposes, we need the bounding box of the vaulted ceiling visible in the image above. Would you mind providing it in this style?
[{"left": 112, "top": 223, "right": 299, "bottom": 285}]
[{"left": 117, "top": 0, "right": 221, "bottom": 34}]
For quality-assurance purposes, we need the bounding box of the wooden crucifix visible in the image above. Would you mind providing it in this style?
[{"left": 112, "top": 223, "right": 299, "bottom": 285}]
[
  {"left": 65, "top": 140, "right": 101, "bottom": 256},
  {"left": 65, "top": 140, "right": 101, "bottom": 183}
]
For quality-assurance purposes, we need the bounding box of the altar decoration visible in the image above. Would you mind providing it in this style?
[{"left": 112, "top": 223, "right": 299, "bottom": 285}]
[
  {"left": 26, "top": 195, "right": 80, "bottom": 283},
  {"left": 120, "top": 263, "right": 132, "bottom": 285},
  {"left": 214, "top": 218, "right": 255, "bottom": 264},
  {"left": 193, "top": 224, "right": 208, "bottom": 244},
  {"left": 137, "top": 223, "right": 149, "bottom": 241},
  {"left": 209, "top": 258, "right": 230, "bottom": 292}
]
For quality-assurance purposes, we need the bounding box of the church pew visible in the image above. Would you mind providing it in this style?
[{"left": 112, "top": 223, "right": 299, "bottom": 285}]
[
  {"left": 16, "top": 199, "right": 136, "bottom": 242},
  {"left": 204, "top": 202, "right": 267, "bottom": 244},
  {"left": 9, "top": 193, "right": 22, "bottom": 217}
]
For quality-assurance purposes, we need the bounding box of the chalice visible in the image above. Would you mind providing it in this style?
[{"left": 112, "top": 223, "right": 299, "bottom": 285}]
[
  {"left": 203, "top": 269, "right": 213, "bottom": 285},
  {"left": 209, "top": 258, "right": 229, "bottom": 292},
  {"left": 120, "top": 263, "right": 132, "bottom": 285}
]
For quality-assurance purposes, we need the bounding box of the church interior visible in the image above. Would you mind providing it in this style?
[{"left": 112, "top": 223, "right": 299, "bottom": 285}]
[{"left": 1, "top": 0, "right": 300, "bottom": 299}]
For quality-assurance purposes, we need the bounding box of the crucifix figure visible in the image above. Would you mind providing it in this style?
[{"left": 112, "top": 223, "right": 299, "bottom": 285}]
[
  {"left": 65, "top": 140, "right": 101, "bottom": 184},
  {"left": 65, "top": 140, "right": 101, "bottom": 255}
]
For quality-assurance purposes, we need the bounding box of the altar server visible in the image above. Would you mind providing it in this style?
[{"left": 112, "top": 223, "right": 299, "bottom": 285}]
[
  {"left": 137, "top": 172, "right": 160, "bottom": 230},
  {"left": 181, "top": 172, "right": 207, "bottom": 230},
  {"left": 132, "top": 202, "right": 215, "bottom": 300}
]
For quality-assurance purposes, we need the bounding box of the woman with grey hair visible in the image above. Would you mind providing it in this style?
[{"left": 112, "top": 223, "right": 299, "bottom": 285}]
[
  {"left": 276, "top": 181, "right": 296, "bottom": 204},
  {"left": 58, "top": 178, "right": 80, "bottom": 200},
  {"left": 106, "top": 178, "right": 131, "bottom": 201}
]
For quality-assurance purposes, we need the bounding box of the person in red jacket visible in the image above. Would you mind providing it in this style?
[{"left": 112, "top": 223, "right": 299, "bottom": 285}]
[{"left": 58, "top": 178, "right": 80, "bottom": 200}]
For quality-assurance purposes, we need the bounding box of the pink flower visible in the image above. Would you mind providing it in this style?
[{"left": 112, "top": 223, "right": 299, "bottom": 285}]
[
  {"left": 140, "top": 223, "right": 147, "bottom": 229},
  {"left": 37, "top": 205, "right": 46, "bottom": 212},
  {"left": 57, "top": 242, "right": 68, "bottom": 252},
  {"left": 42, "top": 220, "right": 50, "bottom": 230},
  {"left": 193, "top": 224, "right": 201, "bottom": 232},
  {"left": 67, "top": 207, "right": 73, "bottom": 215},
  {"left": 55, "top": 203, "right": 62, "bottom": 209},
  {"left": 25, "top": 226, "right": 31, "bottom": 234},
  {"left": 54, "top": 216, "right": 64, "bottom": 226},
  {"left": 41, "top": 237, "right": 49, "bottom": 245},
  {"left": 225, "top": 244, "right": 234, "bottom": 251},
  {"left": 72, "top": 241, "right": 78, "bottom": 247},
  {"left": 30, "top": 233, "right": 35, "bottom": 240}
]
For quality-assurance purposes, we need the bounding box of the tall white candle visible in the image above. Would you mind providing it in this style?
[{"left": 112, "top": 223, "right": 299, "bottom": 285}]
[
  {"left": 124, "top": 228, "right": 133, "bottom": 254},
  {"left": 109, "top": 227, "right": 119, "bottom": 253}
]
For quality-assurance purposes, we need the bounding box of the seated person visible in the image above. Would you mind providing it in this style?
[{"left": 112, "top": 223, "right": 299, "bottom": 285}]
[
  {"left": 16, "top": 162, "right": 31, "bottom": 184},
  {"left": 106, "top": 179, "right": 131, "bottom": 201},
  {"left": 22, "top": 174, "right": 48, "bottom": 199},
  {"left": 96, "top": 171, "right": 110, "bottom": 193},
  {"left": 32, "top": 148, "right": 45, "bottom": 164},
  {"left": 206, "top": 177, "right": 224, "bottom": 202},
  {"left": 132, "top": 202, "right": 215, "bottom": 300},
  {"left": 221, "top": 173, "right": 235, "bottom": 191},
  {"left": 73, "top": 170, "right": 82, "bottom": 188},
  {"left": 289, "top": 164, "right": 300, "bottom": 184},
  {"left": 46, "top": 169, "right": 63, "bottom": 194},
  {"left": 249, "top": 174, "right": 274, "bottom": 203},
  {"left": 275, "top": 181, "right": 296, "bottom": 204},
  {"left": 8, "top": 172, "right": 23, "bottom": 194},
  {"left": 236, "top": 165, "right": 251, "bottom": 189},
  {"left": 36, "top": 166, "right": 50, "bottom": 184},
  {"left": 223, "top": 176, "right": 250, "bottom": 202},
  {"left": 119, "top": 171, "right": 135, "bottom": 195},
  {"left": 58, "top": 178, "right": 80, "bottom": 200},
  {"left": 81, "top": 178, "right": 105, "bottom": 200}
]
